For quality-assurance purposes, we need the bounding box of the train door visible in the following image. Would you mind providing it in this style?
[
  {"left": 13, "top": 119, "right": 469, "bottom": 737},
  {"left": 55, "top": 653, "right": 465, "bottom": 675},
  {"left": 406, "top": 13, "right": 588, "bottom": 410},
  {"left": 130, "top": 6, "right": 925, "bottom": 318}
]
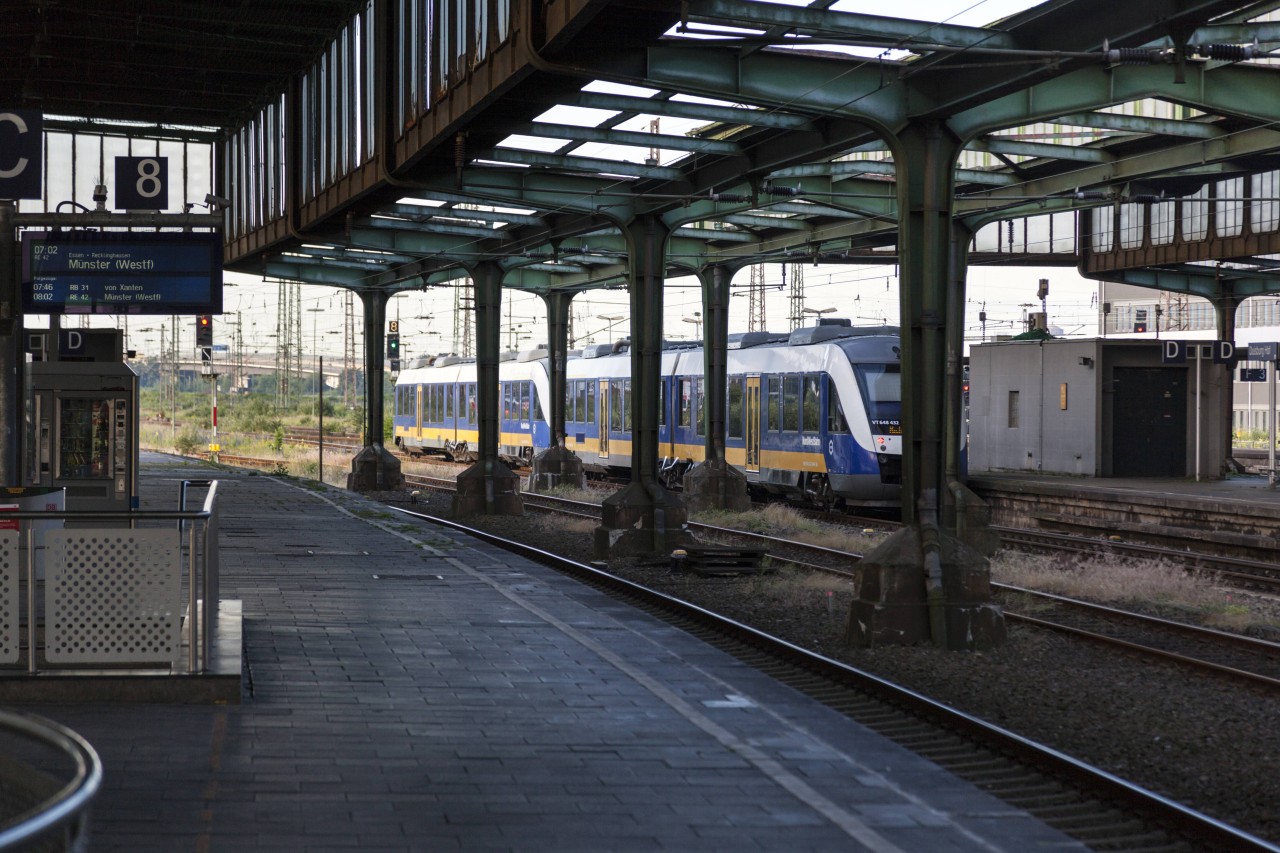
[
  {"left": 745, "top": 376, "right": 761, "bottom": 472},
  {"left": 598, "top": 379, "right": 610, "bottom": 458},
  {"left": 415, "top": 384, "right": 423, "bottom": 439}
]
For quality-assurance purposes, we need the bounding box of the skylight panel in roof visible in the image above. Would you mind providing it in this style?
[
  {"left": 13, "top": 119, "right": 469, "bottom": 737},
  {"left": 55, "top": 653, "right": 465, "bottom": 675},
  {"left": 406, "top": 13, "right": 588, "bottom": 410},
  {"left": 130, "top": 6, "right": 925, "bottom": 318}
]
[
  {"left": 497, "top": 134, "right": 575, "bottom": 153},
  {"left": 533, "top": 105, "right": 620, "bottom": 127}
]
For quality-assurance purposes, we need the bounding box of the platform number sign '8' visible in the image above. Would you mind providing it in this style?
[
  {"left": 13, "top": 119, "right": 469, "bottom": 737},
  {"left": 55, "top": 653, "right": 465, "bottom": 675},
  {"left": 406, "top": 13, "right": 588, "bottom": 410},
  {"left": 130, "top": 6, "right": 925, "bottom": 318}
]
[{"left": 114, "top": 156, "right": 168, "bottom": 210}]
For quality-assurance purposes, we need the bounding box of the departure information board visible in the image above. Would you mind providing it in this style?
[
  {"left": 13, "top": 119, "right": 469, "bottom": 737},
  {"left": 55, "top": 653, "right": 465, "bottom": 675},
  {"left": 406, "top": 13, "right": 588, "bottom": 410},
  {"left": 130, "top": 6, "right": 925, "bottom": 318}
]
[{"left": 21, "top": 231, "right": 222, "bottom": 315}]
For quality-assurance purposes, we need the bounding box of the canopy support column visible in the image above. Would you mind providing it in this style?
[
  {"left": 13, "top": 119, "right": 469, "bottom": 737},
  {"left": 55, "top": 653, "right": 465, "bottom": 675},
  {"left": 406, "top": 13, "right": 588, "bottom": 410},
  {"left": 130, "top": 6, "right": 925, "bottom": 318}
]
[
  {"left": 595, "top": 215, "right": 690, "bottom": 558},
  {"left": 348, "top": 288, "right": 403, "bottom": 491},
  {"left": 531, "top": 290, "right": 584, "bottom": 491},
  {"left": 684, "top": 262, "right": 749, "bottom": 513},
  {"left": 452, "top": 262, "right": 523, "bottom": 516},
  {"left": 844, "top": 122, "right": 1003, "bottom": 651}
]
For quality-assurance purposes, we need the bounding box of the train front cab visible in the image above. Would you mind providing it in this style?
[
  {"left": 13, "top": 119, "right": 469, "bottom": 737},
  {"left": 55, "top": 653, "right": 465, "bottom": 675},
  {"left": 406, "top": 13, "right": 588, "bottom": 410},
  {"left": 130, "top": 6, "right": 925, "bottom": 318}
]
[
  {"left": 498, "top": 376, "right": 546, "bottom": 466},
  {"left": 722, "top": 364, "right": 899, "bottom": 508}
]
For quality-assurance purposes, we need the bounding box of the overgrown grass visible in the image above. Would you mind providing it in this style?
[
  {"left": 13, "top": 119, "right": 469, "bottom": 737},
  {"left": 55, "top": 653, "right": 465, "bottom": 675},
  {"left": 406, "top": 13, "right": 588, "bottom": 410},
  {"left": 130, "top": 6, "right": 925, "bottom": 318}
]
[
  {"left": 693, "top": 503, "right": 886, "bottom": 554},
  {"left": 991, "top": 551, "right": 1280, "bottom": 632}
]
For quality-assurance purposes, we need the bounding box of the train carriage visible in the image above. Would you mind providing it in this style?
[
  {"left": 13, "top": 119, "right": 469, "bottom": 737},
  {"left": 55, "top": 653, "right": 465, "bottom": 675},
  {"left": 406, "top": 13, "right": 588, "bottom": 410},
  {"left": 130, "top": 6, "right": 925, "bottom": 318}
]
[
  {"left": 394, "top": 351, "right": 550, "bottom": 466},
  {"left": 395, "top": 320, "right": 902, "bottom": 509}
]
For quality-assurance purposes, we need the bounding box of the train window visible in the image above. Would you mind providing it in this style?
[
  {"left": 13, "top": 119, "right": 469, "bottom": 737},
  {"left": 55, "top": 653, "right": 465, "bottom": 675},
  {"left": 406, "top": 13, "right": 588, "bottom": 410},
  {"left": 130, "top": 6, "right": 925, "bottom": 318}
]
[
  {"left": 570, "top": 381, "right": 581, "bottom": 423},
  {"left": 446, "top": 385, "right": 453, "bottom": 419},
  {"left": 521, "top": 383, "right": 531, "bottom": 420},
  {"left": 679, "top": 378, "right": 693, "bottom": 427},
  {"left": 611, "top": 380, "right": 624, "bottom": 432},
  {"left": 802, "top": 375, "right": 821, "bottom": 432},
  {"left": 783, "top": 375, "right": 801, "bottom": 431},
  {"left": 533, "top": 388, "right": 543, "bottom": 422},
  {"left": 658, "top": 382, "right": 666, "bottom": 427},
  {"left": 466, "top": 384, "right": 477, "bottom": 425},
  {"left": 623, "top": 380, "right": 633, "bottom": 431},
  {"left": 586, "top": 382, "right": 596, "bottom": 424},
  {"left": 767, "top": 375, "right": 781, "bottom": 432},
  {"left": 827, "top": 386, "right": 849, "bottom": 433},
  {"left": 694, "top": 377, "right": 704, "bottom": 436},
  {"left": 727, "top": 377, "right": 743, "bottom": 439}
]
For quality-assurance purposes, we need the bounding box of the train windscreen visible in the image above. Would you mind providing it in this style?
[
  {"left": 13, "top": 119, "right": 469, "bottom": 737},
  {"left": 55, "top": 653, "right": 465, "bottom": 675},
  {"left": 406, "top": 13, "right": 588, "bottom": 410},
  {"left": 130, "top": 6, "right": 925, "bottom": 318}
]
[{"left": 854, "top": 364, "right": 901, "bottom": 437}]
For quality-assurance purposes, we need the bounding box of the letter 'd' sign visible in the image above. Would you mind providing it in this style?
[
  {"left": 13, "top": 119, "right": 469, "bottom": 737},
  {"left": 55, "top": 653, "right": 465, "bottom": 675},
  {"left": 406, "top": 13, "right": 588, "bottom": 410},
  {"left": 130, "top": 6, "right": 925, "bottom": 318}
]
[{"left": 1161, "top": 340, "right": 1186, "bottom": 364}]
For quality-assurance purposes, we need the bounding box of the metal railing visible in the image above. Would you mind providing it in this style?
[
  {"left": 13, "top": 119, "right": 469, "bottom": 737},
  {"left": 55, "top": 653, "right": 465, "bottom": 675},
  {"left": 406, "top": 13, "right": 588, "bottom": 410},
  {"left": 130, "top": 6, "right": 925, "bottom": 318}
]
[
  {"left": 0, "top": 709, "right": 102, "bottom": 852},
  {"left": 3, "top": 480, "right": 221, "bottom": 675}
]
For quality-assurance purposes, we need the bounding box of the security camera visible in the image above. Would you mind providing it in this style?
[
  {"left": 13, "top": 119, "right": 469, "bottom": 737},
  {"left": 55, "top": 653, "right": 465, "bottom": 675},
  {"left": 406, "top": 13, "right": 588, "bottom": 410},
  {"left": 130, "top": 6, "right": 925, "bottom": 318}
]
[{"left": 204, "top": 193, "right": 232, "bottom": 209}]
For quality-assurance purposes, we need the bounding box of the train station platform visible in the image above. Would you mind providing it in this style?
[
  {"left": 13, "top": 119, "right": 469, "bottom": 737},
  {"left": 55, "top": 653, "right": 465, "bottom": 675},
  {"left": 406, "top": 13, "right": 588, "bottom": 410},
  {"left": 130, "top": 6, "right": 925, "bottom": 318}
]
[
  {"left": 7, "top": 453, "right": 1083, "bottom": 852},
  {"left": 969, "top": 469, "right": 1280, "bottom": 551}
]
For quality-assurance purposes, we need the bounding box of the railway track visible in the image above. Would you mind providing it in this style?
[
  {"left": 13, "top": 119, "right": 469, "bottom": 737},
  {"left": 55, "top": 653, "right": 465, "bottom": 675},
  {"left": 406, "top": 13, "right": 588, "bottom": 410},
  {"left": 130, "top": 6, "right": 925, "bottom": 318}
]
[{"left": 386, "top": 503, "right": 1276, "bottom": 853}]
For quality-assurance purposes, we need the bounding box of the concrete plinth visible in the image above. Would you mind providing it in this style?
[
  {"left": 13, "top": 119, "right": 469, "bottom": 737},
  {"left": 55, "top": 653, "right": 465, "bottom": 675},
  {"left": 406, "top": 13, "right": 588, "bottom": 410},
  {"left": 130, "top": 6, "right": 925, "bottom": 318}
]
[
  {"left": 594, "top": 481, "right": 692, "bottom": 559},
  {"left": 451, "top": 460, "right": 524, "bottom": 517},
  {"left": 943, "top": 481, "right": 1000, "bottom": 556},
  {"left": 529, "top": 445, "right": 586, "bottom": 492},
  {"left": 683, "top": 460, "right": 751, "bottom": 514},
  {"left": 346, "top": 445, "right": 403, "bottom": 491},
  {"left": 844, "top": 524, "right": 1006, "bottom": 651}
]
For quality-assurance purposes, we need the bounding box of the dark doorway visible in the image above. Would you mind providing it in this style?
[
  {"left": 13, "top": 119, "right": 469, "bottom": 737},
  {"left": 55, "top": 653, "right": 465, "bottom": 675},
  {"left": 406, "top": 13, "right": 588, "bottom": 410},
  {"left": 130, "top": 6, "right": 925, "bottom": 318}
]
[{"left": 1111, "top": 367, "right": 1186, "bottom": 476}]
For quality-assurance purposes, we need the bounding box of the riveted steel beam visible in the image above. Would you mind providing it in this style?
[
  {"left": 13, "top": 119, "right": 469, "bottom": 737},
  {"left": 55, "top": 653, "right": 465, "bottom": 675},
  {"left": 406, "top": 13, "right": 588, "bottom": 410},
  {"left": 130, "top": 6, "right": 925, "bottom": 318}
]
[
  {"left": 515, "top": 122, "right": 741, "bottom": 156},
  {"left": 642, "top": 44, "right": 908, "bottom": 131},
  {"left": 572, "top": 91, "right": 815, "bottom": 130},
  {"left": 971, "top": 138, "right": 1113, "bottom": 163},
  {"left": 680, "top": 0, "right": 1015, "bottom": 50},
  {"left": 950, "top": 63, "right": 1280, "bottom": 140},
  {"left": 484, "top": 148, "right": 687, "bottom": 182}
]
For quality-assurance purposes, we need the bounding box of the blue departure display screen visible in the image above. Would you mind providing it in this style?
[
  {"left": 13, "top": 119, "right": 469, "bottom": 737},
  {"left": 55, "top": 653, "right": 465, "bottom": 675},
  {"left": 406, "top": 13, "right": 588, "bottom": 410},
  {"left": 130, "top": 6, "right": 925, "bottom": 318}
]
[{"left": 21, "top": 231, "right": 223, "bottom": 315}]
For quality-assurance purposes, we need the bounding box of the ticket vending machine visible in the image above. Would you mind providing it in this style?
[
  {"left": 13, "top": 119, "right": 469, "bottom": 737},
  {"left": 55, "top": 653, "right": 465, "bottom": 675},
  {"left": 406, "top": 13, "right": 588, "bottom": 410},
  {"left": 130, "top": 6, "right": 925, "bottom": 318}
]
[{"left": 24, "top": 329, "right": 139, "bottom": 514}]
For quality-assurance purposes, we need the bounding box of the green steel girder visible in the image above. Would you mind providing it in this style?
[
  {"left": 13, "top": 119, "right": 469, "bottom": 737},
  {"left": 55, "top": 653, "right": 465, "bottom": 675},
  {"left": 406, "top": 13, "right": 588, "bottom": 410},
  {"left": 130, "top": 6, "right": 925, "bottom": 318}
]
[
  {"left": 971, "top": 138, "right": 1114, "bottom": 164},
  {"left": 417, "top": 170, "right": 637, "bottom": 221},
  {"left": 641, "top": 44, "right": 910, "bottom": 133},
  {"left": 904, "top": 0, "right": 1251, "bottom": 121},
  {"left": 953, "top": 124, "right": 1280, "bottom": 224},
  {"left": 261, "top": 260, "right": 370, "bottom": 288},
  {"left": 1146, "top": 21, "right": 1280, "bottom": 48},
  {"left": 571, "top": 90, "right": 815, "bottom": 131},
  {"left": 950, "top": 63, "right": 1280, "bottom": 141},
  {"left": 1052, "top": 111, "right": 1224, "bottom": 139},
  {"left": 345, "top": 225, "right": 500, "bottom": 259},
  {"left": 681, "top": 0, "right": 1016, "bottom": 50},
  {"left": 515, "top": 121, "right": 742, "bottom": 156},
  {"left": 770, "top": 159, "right": 1017, "bottom": 186},
  {"left": 365, "top": 217, "right": 501, "bottom": 241},
  {"left": 383, "top": 202, "right": 547, "bottom": 228},
  {"left": 484, "top": 147, "right": 687, "bottom": 182},
  {"left": 1086, "top": 266, "right": 1280, "bottom": 299}
]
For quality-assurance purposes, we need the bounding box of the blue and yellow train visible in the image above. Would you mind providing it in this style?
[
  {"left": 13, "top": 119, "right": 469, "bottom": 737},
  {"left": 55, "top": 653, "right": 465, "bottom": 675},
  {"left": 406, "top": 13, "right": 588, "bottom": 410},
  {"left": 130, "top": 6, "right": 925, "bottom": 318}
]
[{"left": 393, "top": 320, "right": 903, "bottom": 508}]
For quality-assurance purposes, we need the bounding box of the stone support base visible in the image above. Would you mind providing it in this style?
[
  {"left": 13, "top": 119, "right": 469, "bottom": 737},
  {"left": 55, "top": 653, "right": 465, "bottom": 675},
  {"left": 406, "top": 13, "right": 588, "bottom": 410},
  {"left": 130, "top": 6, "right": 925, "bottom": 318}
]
[
  {"left": 594, "top": 481, "right": 692, "bottom": 559},
  {"left": 346, "top": 445, "right": 403, "bottom": 492},
  {"left": 943, "top": 480, "right": 1000, "bottom": 556},
  {"left": 682, "top": 460, "right": 751, "bottom": 514},
  {"left": 451, "top": 460, "right": 524, "bottom": 517},
  {"left": 843, "top": 524, "right": 1006, "bottom": 650},
  {"left": 529, "top": 445, "right": 586, "bottom": 492}
]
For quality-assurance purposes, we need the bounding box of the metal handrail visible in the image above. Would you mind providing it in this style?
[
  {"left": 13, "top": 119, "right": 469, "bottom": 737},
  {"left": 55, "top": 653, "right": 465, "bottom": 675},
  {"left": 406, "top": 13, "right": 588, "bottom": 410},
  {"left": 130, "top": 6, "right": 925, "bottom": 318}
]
[
  {"left": 7, "top": 480, "right": 221, "bottom": 674},
  {"left": 0, "top": 710, "right": 102, "bottom": 851}
]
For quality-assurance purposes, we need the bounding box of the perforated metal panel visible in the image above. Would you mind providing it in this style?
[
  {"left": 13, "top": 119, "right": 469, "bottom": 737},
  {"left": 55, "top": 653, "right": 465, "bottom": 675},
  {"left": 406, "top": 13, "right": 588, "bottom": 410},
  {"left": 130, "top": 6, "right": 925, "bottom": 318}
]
[
  {"left": 0, "top": 533, "right": 17, "bottom": 664},
  {"left": 45, "top": 530, "right": 181, "bottom": 665}
]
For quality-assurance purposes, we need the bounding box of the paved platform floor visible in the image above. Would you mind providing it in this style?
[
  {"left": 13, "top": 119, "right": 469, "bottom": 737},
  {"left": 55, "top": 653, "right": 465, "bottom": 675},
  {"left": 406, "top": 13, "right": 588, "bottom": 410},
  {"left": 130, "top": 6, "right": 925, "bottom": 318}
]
[{"left": 11, "top": 454, "right": 1084, "bottom": 852}]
